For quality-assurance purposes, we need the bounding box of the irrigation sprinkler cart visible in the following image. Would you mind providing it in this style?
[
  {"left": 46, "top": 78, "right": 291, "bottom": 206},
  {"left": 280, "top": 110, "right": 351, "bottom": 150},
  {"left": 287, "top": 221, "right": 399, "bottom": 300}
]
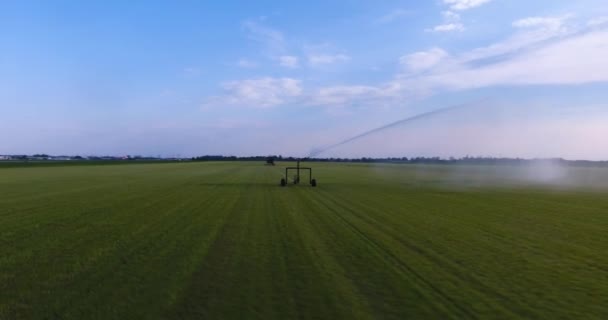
[{"left": 281, "top": 160, "right": 317, "bottom": 187}]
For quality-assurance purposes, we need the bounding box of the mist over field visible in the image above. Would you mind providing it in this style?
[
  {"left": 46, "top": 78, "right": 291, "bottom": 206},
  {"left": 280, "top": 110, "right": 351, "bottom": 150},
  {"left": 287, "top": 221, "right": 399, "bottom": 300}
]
[{"left": 367, "top": 161, "right": 608, "bottom": 191}]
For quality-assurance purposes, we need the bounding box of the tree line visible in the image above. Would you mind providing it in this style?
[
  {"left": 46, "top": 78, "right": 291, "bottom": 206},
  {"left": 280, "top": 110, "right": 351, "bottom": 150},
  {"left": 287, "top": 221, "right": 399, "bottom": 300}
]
[{"left": 190, "top": 155, "right": 608, "bottom": 167}]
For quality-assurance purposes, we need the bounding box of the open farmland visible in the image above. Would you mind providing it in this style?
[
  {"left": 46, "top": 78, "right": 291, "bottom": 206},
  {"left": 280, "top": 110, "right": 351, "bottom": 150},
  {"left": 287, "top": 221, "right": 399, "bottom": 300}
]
[{"left": 1, "top": 161, "right": 607, "bottom": 319}]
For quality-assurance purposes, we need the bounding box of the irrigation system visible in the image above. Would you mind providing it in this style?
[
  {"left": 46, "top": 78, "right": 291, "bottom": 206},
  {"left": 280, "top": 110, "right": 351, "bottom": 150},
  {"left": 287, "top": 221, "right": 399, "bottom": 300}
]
[
  {"left": 278, "top": 99, "right": 487, "bottom": 188},
  {"left": 281, "top": 159, "right": 317, "bottom": 187}
]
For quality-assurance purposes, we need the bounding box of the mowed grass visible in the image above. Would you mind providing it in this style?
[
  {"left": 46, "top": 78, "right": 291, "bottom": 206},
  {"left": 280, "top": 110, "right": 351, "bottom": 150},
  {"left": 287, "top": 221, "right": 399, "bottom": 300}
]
[{"left": 1, "top": 162, "right": 607, "bottom": 319}]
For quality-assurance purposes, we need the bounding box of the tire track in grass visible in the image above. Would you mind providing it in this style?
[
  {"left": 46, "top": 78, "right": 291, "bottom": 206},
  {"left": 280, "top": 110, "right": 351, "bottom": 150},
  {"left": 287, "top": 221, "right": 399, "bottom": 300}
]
[
  {"left": 255, "top": 184, "right": 322, "bottom": 319},
  {"left": 419, "top": 191, "right": 608, "bottom": 317},
  {"left": 324, "top": 180, "right": 607, "bottom": 318},
  {"left": 309, "top": 188, "right": 478, "bottom": 319},
  {"left": 288, "top": 188, "right": 456, "bottom": 319},
  {"left": 171, "top": 169, "right": 317, "bottom": 318},
  {"left": 330, "top": 191, "right": 527, "bottom": 288},
  {"left": 262, "top": 189, "right": 339, "bottom": 319},
  {"left": 291, "top": 163, "right": 606, "bottom": 319},
  {"left": 318, "top": 189, "right": 531, "bottom": 319},
  {"left": 299, "top": 163, "right": 608, "bottom": 318},
  {"left": 339, "top": 187, "right": 601, "bottom": 319},
  {"left": 273, "top": 188, "right": 377, "bottom": 319},
  {"left": 422, "top": 191, "right": 608, "bottom": 275}
]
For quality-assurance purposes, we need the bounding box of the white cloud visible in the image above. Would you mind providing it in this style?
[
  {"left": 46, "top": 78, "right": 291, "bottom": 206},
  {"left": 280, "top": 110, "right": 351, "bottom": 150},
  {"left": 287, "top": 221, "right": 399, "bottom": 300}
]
[
  {"left": 463, "top": 24, "right": 572, "bottom": 62},
  {"left": 483, "top": 30, "right": 608, "bottom": 85},
  {"left": 278, "top": 55, "right": 299, "bottom": 68},
  {"left": 442, "top": 11, "right": 461, "bottom": 21},
  {"left": 401, "top": 30, "right": 608, "bottom": 92},
  {"left": 513, "top": 15, "right": 571, "bottom": 30},
  {"left": 428, "top": 23, "right": 465, "bottom": 32},
  {"left": 242, "top": 20, "right": 285, "bottom": 53},
  {"left": 205, "top": 77, "right": 302, "bottom": 108},
  {"left": 428, "top": 8, "right": 465, "bottom": 33},
  {"left": 207, "top": 15, "right": 608, "bottom": 112},
  {"left": 587, "top": 16, "right": 608, "bottom": 27},
  {"left": 236, "top": 58, "right": 258, "bottom": 68},
  {"left": 376, "top": 9, "right": 412, "bottom": 24},
  {"left": 443, "top": 0, "right": 492, "bottom": 11},
  {"left": 308, "top": 54, "right": 350, "bottom": 66},
  {"left": 400, "top": 48, "right": 449, "bottom": 72},
  {"left": 310, "top": 82, "right": 411, "bottom": 109},
  {"left": 313, "top": 85, "right": 384, "bottom": 106}
]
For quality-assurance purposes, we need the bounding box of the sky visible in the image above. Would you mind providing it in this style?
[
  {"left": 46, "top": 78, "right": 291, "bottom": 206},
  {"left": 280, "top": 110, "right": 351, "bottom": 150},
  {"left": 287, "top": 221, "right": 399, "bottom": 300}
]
[{"left": 2, "top": 0, "right": 608, "bottom": 159}]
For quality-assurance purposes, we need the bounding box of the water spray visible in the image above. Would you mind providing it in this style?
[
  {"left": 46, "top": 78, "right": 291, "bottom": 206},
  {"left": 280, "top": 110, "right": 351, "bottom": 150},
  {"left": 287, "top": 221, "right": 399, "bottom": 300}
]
[{"left": 309, "top": 99, "right": 489, "bottom": 158}]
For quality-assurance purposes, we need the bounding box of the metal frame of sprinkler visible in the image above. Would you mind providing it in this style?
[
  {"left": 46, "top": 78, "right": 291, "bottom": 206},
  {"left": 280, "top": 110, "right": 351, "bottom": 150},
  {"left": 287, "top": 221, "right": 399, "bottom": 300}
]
[{"left": 281, "top": 159, "right": 317, "bottom": 187}]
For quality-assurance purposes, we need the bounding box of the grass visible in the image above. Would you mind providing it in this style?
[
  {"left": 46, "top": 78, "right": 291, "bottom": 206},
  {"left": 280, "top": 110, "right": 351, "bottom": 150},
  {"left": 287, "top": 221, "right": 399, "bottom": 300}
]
[
  {"left": 0, "top": 160, "right": 179, "bottom": 169},
  {"left": 1, "top": 161, "right": 607, "bottom": 319}
]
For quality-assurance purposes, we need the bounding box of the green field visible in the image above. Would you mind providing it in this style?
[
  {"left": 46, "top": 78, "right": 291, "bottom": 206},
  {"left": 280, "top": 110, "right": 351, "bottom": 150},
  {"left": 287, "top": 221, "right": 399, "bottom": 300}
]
[{"left": 1, "top": 162, "right": 607, "bottom": 319}]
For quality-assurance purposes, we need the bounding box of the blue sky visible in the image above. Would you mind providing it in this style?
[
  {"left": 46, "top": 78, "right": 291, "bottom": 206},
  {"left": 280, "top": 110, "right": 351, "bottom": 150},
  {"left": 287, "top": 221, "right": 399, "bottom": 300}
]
[{"left": 2, "top": 0, "right": 608, "bottom": 159}]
